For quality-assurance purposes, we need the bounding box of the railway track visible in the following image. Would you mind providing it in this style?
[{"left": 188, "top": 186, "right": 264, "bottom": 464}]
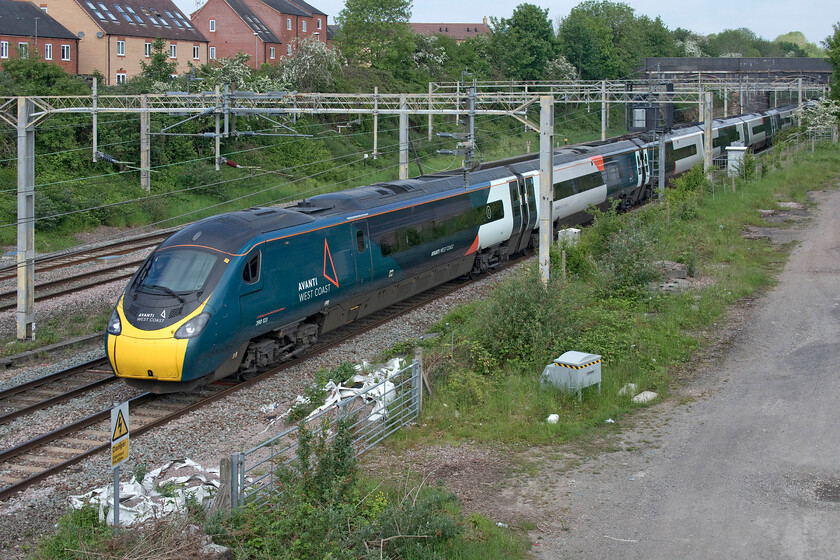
[
  {"left": 0, "top": 258, "right": 146, "bottom": 313},
  {"left": 0, "top": 230, "right": 171, "bottom": 284},
  {"left": 0, "top": 358, "right": 116, "bottom": 425},
  {"left": 0, "top": 230, "right": 175, "bottom": 313},
  {"left": 0, "top": 256, "right": 523, "bottom": 501}
]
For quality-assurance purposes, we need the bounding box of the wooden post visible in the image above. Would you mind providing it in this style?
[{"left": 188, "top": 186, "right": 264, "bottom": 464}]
[{"left": 213, "top": 456, "right": 232, "bottom": 513}]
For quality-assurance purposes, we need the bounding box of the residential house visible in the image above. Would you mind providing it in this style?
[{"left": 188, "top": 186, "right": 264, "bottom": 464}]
[
  {"left": 411, "top": 17, "right": 490, "bottom": 43},
  {"left": 41, "top": 0, "right": 208, "bottom": 84},
  {"left": 190, "top": 0, "right": 326, "bottom": 68},
  {"left": 0, "top": 0, "right": 79, "bottom": 74}
]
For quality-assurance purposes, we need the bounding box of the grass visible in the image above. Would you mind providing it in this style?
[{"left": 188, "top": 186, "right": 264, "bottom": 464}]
[
  {"left": 2, "top": 305, "right": 111, "bottom": 356},
  {"left": 386, "top": 144, "right": 840, "bottom": 455}
]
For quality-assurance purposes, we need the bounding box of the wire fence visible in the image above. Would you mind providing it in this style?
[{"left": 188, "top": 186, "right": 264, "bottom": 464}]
[{"left": 221, "top": 359, "right": 422, "bottom": 512}]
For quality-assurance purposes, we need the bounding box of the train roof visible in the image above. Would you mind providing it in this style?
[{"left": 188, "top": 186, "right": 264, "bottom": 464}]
[
  {"left": 160, "top": 207, "right": 315, "bottom": 254},
  {"left": 295, "top": 167, "right": 517, "bottom": 214}
]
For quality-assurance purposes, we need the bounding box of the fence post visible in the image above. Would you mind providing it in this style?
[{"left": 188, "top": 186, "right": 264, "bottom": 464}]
[
  {"left": 230, "top": 452, "right": 242, "bottom": 509},
  {"left": 411, "top": 359, "right": 421, "bottom": 416},
  {"left": 213, "top": 456, "right": 232, "bottom": 513}
]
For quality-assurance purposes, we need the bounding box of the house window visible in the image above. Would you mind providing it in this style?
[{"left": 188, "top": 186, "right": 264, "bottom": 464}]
[
  {"left": 0, "top": 42, "right": 7, "bottom": 58},
  {"left": 61, "top": 45, "right": 70, "bottom": 61},
  {"left": 193, "top": 45, "right": 199, "bottom": 59},
  {"left": 209, "top": 46, "right": 216, "bottom": 59},
  {"left": 18, "top": 43, "right": 28, "bottom": 58},
  {"left": 314, "top": 32, "right": 319, "bottom": 40},
  {"left": 209, "top": 19, "right": 215, "bottom": 32},
  {"left": 302, "top": 20, "right": 306, "bottom": 32},
  {"left": 169, "top": 44, "right": 176, "bottom": 58},
  {"left": 44, "top": 43, "right": 52, "bottom": 60},
  {"left": 286, "top": 44, "right": 291, "bottom": 56},
  {"left": 116, "top": 40, "right": 125, "bottom": 56},
  {"left": 269, "top": 46, "right": 275, "bottom": 59},
  {"left": 317, "top": 18, "right": 321, "bottom": 29},
  {"left": 116, "top": 72, "right": 126, "bottom": 83},
  {"left": 286, "top": 18, "right": 291, "bottom": 30},
  {"left": 144, "top": 42, "right": 151, "bottom": 57}
]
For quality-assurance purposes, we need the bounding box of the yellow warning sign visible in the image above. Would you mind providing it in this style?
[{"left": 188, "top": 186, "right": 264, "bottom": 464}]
[
  {"left": 112, "top": 410, "right": 128, "bottom": 442},
  {"left": 112, "top": 438, "right": 129, "bottom": 467},
  {"left": 110, "top": 402, "right": 130, "bottom": 469}
]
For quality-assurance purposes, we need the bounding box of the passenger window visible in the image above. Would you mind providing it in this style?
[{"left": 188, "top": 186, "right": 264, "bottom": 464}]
[
  {"left": 243, "top": 251, "right": 260, "bottom": 284},
  {"left": 356, "top": 230, "right": 365, "bottom": 253}
]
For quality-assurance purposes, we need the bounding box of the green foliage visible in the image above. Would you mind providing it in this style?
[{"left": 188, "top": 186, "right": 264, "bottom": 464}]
[
  {"left": 774, "top": 31, "right": 824, "bottom": 57},
  {"left": 594, "top": 217, "right": 663, "bottom": 299},
  {"left": 824, "top": 23, "right": 840, "bottom": 100},
  {"left": 32, "top": 506, "right": 110, "bottom": 560},
  {"left": 464, "top": 266, "right": 580, "bottom": 371},
  {"left": 219, "top": 418, "right": 464, "bottom": 559},
  {"left": 139, "top": 37, "right": 177, "bottom": 84},
  {"left": 557, "top": 1, "right": 679, "bottom": 80},
  {"left": 336, "top": 0, "right": 414, "bottom": 71},
  {"left": 443, "top": 367, "right": 494, "bottom": 407},
  {"left": 489, "top": 4, "right": 558, "bottom": 80},
  {"left": 0, "top": 56, "right": 90, "bottom": 95}
]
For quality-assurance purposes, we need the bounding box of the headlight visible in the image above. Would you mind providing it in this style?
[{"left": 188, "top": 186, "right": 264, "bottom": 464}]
[
  {"left": 174, "top": 312, "right": 211, "bottom": 339},
  {"left": 107, "top": 308, "right": 121, "bottom": 335}
]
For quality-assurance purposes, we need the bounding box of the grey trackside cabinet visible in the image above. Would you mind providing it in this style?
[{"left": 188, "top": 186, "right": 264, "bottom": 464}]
[{"left": 541, "top": 351, "right": 602, "bottom": 401}]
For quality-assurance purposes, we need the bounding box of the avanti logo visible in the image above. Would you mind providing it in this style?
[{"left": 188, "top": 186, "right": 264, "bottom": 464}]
[{"left": 323, "top": 239, "right": 339, "bottom": 288}]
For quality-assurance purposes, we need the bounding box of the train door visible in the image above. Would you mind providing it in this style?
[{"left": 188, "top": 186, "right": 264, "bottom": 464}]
[
  {"left": 506, "top": 180, "right": 524, "bottom": 255},
  {"left": 352, "top": 221, "right": 373, "bottom": 294},
  {"left": 517, "top": 176, "right": 537, "bottom": 252},
  {"left": 239, "top": 243, "right": 265, "bottom": 338}
]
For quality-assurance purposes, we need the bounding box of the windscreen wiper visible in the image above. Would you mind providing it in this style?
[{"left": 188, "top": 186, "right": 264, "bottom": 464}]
[{"left": 140, "top": 284, "right": 186, "bottom": 303}]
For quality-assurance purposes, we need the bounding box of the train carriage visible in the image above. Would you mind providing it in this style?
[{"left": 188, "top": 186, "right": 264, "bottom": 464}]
[{"left": 106, "top": 101, "right": 806, "bottom": 392}]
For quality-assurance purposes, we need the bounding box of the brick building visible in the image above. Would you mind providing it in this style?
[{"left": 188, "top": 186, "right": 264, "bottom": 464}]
[
  {"left": 191, "top": 0, "right": 327, "bottom": 68},
  {"left": 40, "top": 0, "right": 208, "bottom": 84},
  {"left": 0, "top": 0, "right": 78, "bottom": 74},
  {"left": 411, "top": 17, "right": 490, "bottom": 43}
]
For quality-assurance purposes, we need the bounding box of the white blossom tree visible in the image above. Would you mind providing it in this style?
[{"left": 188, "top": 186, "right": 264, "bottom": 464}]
[{"left": 278, "top": 37, "right": 341, "bottom": 92}]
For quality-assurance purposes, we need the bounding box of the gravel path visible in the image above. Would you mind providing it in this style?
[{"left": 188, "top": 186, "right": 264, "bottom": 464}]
[{"left": 0, "top": 249, "right": 520, "bottom": 558}]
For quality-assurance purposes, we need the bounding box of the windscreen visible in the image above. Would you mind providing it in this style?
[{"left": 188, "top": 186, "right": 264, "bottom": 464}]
[{"left": 138, "top": 248, "right": 218, "bottom": 293}]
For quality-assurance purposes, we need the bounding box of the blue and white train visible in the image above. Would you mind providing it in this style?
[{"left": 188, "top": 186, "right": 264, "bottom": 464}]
[{"left": 105, "top": 104, "right": 799, "bottom": 392}]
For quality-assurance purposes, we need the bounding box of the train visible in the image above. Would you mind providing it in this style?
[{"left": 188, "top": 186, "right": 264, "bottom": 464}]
[{"left": 105, "top": 103, "right": 800, "bottom": 392}]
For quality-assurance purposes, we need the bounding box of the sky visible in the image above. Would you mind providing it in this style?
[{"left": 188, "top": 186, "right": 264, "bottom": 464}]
[{"left": 174, "top": 0, "right": 838, "bottom": 47}]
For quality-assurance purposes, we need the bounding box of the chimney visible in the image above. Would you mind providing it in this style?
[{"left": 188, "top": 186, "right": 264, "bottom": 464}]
[{"left": 483, "top": 16, "right": 487, "bottom": 25}]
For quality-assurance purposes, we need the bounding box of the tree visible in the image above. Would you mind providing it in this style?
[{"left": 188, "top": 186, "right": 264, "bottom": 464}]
[
  {"left": 824, "top": 23, "right": 840, "bottom": 100},
  {"left": 140, "top": 37, "right": 177, "bottom": 82},
  {"left": 489, "top": 3, "right": 557, "bottom": 81},
  {"left": 335, "top": 0, "right": 414, "bottom": 70},
  {"left": 0, "top": 55, "right": 89, "bottom": 95},
  {"left": 556, "top": 1, "right": 677, "bottom": 80},
  {"left": 276, "top": 37, "right": 341, "bottom": 92}
]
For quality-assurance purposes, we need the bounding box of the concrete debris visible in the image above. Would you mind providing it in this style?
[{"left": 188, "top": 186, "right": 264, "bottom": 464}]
[
  {"left": 632, "top": 391, "right": 658, "bottom": 404},
  {"left": 68, "top": 458, "right": 220, "bottom": 526},
  {"left": 277, "top": 358, "right": 405, "bottom": 424},
  {"left": 618, "top": 383, "right": 638, "bottom": 397}
]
